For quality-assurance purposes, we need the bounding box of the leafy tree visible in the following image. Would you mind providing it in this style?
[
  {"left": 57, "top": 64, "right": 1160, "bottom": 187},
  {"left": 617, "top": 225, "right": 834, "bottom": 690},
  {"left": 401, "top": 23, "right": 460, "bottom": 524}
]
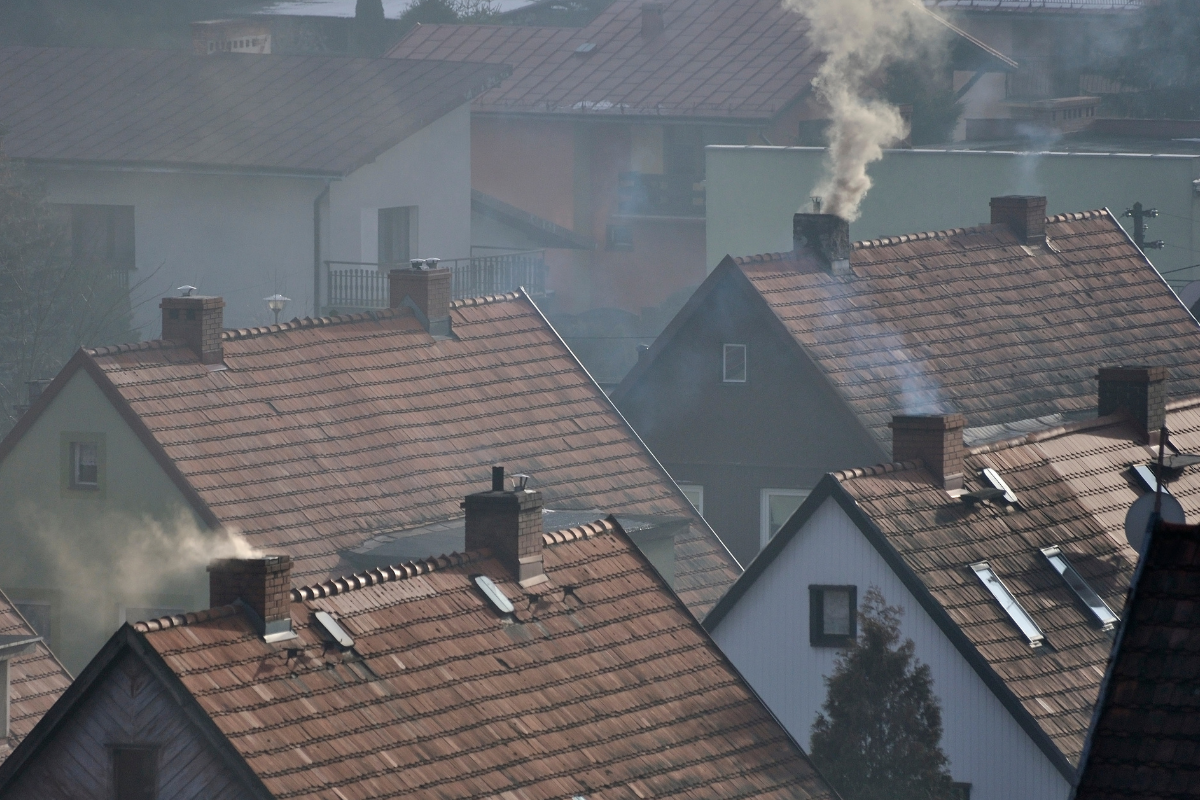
[{"left": 810, "top": 588, "right": 955, "bottom": 800}]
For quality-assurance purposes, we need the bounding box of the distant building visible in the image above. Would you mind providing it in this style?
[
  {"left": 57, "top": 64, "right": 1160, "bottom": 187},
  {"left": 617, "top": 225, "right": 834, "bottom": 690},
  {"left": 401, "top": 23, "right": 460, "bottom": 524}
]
[
  {"left": 0, "top": 589, "right": 70, "bottom": 767},
  {"left": 1073, "top": 516, "right": 1200, "bottom": 800},
  {"left": 705, "top": 370, "right": 1200, "bottom": 800},
  {"left": 614, "top": 196, "right": 1200, "bottom": 562},
  {"left": 0, "top": 46, "right": 506, "bottom": 331},
  {"left": 0, "top": 269, "right": 737, "bottom": 673},
  {"left": 0, "top": 484, "right": 834, "bottom": 800}
]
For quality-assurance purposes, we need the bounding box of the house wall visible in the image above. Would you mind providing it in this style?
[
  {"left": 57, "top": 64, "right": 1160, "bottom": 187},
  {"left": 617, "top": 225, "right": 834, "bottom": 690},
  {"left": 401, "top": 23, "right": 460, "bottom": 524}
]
[
  {"left": 0, "top": 370, "right": 209, "bottom": 674},
  {"left": 709, "top": 497, "right": 1073, "bottom": 800},
  {"left": 4, "top": 649, "right": 254, "bottom": 799},
  {"left": 614, "top": 268, "right": 884, "bottom": 563},
  {"left": 705, "top": 146, "right": 1200, "bottom": 285}
]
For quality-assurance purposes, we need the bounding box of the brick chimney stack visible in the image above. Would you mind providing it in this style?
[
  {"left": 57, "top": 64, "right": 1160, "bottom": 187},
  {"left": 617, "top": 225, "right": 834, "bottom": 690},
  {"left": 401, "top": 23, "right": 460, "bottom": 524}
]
[
  {"left": 464, "top": 466, "right": 546, "bottom": 587},
  {"left": 642, "top": 3, "right": 664, "bottom": 38},
  {"left": 890, "top": 414, "right": 966, "bottom": 490},
  {"left": 208, "top": 555, "right": 294, "bottom": 640},
  {"left": 794, "top": 213, "right": 851, "bottom": 274},
  {"left": 1098, "top": 366, "right": 1168, "bottom": 444},
  {"left": 161, "top": 295, "right": 225, "bottom": 364},
  {"left": 990, "top": 195, "right": 1047, "bottom": 245},
  {"left": 389, "top": 263, "right": 451, "bottom": 336}
]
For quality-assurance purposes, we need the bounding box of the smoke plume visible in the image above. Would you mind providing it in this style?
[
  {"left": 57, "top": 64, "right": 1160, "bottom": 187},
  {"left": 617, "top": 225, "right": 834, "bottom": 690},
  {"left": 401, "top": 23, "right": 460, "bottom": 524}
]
[{"left": 785, "top": 0, "right": 946, "bottom": 221}]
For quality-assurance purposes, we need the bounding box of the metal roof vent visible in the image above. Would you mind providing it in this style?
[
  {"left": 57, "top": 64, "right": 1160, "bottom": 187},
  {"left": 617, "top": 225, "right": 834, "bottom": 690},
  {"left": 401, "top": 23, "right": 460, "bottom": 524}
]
[
  {"left": 313, "top": 610, "right": 354, "bottom": 649},
  {"left": 1040, "top": 547, "right": 1119, "bottom": 631},
  {"left": 971, "top": 561, "right": 1045, "bottom": 647},
  {"left": 474, "top": 575, "right": 514, "bottom": 615}
]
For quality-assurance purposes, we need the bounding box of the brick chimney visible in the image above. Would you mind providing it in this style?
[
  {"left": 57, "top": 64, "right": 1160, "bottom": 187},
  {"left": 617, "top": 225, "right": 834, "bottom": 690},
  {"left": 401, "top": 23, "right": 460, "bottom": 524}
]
[
  {"left": 990, "top": 195, "right": 1047, "bottom": 245},
  {"left": 642, "top": 3, "right": 664, "bottom": 38},
  {"left": 889, "top": 413, "right": 966, "bottom": 490},
  {"left": 794, "top": 213, "right": 851, "bottom": 274},
  {"left": 208, "top": 555, "right": 294, "bottom": 640},
  {"left": 1098, "top": 366, "right": 1168, "bottom": 444},
  {"left": 464, "top": 466, "right": 546, "bottom": 587},
  {"left": 161, "top": 295, "right": 225, "bottom": 364},
  {"left": 389, "top": 264, "right": 451, "bottom": 336}
]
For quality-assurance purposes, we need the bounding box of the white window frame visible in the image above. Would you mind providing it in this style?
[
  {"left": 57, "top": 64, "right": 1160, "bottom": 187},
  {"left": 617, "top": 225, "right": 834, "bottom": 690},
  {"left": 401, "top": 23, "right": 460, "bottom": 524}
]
[
  {"left": 722, "top": 343, "right": 747, "bottom": 383},
  {"left": 759, "top": 488, "right": 810, "bottom": 548},
  {"left": 71, "top": 441, "right": 99, "bottom": 488},
  {"left": 677, "top": 484, "right": 704, "bottom": 516}
]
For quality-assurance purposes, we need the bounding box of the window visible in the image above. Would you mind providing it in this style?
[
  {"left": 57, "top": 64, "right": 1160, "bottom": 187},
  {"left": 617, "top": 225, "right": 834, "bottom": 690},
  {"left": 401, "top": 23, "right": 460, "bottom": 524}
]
[
  {"left": 949, "top": 782, "right": 972, "bottom": 800},
  {"left": 760, "top": 488, "right": 809, "bottom": 547},
  {"left": 678, "top": 484, "right": 704, "bottom": 516},
  {"left": 72, "top": 442, "right": 99, "bottom": 488},
  {"left": 1040, "top": 546, "right": 1119, "bottom": 630},
  {"left": 723, "top": 343, "right": 747, "bottom": 383},
  {"left": 810, "top": 585, "right": 857, "bottom": 646},
  {"left": 971, "top": 561, "right": 1045, "bottom": 647},
  {"left": 61, "top": 432, "right": 105, "bottom": 495},
  {"left": 378, "top": 206, "right": 414, "bottom": 267},
  {"left": 112, "top": 746, "right": 158, "bottom": 800},
  {"left": 53, "top": 204, "right": 135, "bottom": 271}
]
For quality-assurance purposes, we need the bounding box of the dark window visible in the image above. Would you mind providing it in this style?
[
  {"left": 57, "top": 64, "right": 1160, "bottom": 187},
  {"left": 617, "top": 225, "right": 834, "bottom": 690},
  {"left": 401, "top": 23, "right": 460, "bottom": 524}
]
[
  {"left": 606, "top": 224, "right": 633, "bottom": 251},
  {"left": 378, "top": 206, "right": 413, "bottom": 266},
  {"left": 722, "top": 343, "right": 747, "bottom": 383},
  {"left": 810, "top": 585, "right": 857, "bottom": 647},
  {"left": 113, "top": 747, "right": 158, "bottom": 800},
  {"left": 949, "top": 782, "right": 972, "bottom": 800},
  {"left": 65, "top": 205, "right": 135, "bottom": 271}
]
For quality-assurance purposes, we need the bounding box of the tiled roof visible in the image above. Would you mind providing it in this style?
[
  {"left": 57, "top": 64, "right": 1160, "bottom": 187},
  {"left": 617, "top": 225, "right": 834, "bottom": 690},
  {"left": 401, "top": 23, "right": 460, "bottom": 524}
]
[
  {"left": 51, "top": 294, "right": 737, "bottom": 616},
  {"left": 0, "top": 47, "right": 507, "bottom": 174},
  {"left": 925, "top": 0, "right": 1143, "bottom": 11},
  {"left": 733, "top": 211, "right": 1200, "bottom": 454},
  {"left": 0, "top": 590, "right": 71, "bottom": 765},
  {"left": 127, "top": 521, "right": 834, "bottom": 800},
  {"left": 385, "top": 0, "right": 821, "bottom": 120},
  {"left": 831, "top": 400, "right": 1200, "bottom": 768},
  {"left": 1074, "top": 518, "right": 1200, "bottom": 800}
]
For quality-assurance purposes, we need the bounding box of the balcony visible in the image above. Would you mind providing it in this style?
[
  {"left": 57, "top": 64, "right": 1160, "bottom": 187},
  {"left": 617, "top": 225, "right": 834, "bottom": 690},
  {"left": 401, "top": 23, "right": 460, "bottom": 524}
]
[
  {"left": 617, "top": 172, "right": 705, "bottom": 218},
  {"left": 326, "top": 250, "right": 549, "bottom": 313}
]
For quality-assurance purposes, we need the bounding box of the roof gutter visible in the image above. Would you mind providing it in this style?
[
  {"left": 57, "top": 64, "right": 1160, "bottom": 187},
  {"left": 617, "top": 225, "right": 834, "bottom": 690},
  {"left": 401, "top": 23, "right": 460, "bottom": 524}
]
[{"left": 19, "top": 158, "right": 344, "bottom": 181}]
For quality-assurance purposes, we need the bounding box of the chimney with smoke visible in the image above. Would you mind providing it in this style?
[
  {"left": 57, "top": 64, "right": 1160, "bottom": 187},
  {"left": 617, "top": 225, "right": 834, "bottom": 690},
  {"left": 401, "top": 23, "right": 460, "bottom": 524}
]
[
  {"left": 990, "top": 196, "right": 1047, "bottom": 246},
  {"left": 390, "top": 261, "right": 451, "bottom": 336},
  {"left": 890, "top": 414, "right": 966, "bottom": 490},
  {"left": 161, "top": 295, "right": 225, "bottom": 364},
  {"left": 1098, "top": 366, "right": 1167, "bottom": 444},
  {"left": 641, "top": 3, "right": 664, "bottom": 38},
  {"left": 794, "top": 210, "right": 851, "bottom": 274},
  {"left": 464, "top": 466, "right": 546, "bottom": 587},
  {"left": 208, "top": 555, "right": 294, "bottom": 640}
]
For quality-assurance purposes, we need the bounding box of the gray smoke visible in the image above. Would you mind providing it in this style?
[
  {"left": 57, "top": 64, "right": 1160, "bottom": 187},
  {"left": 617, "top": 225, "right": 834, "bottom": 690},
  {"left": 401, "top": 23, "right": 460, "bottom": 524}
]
[{"left": 785, "top": 0, "right": 946, "bottom": 221}]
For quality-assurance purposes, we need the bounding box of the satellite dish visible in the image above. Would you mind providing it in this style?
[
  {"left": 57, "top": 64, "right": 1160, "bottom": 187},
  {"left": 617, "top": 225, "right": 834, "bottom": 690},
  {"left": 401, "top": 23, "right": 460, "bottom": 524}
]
[
  {"left": 1177, "top": 280, "right": 1200, "bottom": 313},
  {"left": 1124, "top": 493, "right": 1185, "bottom": 555}
]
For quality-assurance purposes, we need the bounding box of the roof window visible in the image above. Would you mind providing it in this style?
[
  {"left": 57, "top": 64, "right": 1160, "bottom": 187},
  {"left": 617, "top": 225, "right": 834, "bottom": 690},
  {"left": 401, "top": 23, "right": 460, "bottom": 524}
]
[
  {"left": 1040, "top": 546, "right": 1119, "bottom": 631},
  {"left": 981, "top": 468, "right": 1019, "bottom": 506},
  {"left": 1131, "top": 464, "right": 1163, "bottom": 494},
  {"left": 970, "top": 561, "right": 1045, "bottom": 647},
  {"left": 314, "top": 610, "right": 354, "bottom": 649},
  {"left": 474, "top": 575, "right": 514, "bottom": 616}
]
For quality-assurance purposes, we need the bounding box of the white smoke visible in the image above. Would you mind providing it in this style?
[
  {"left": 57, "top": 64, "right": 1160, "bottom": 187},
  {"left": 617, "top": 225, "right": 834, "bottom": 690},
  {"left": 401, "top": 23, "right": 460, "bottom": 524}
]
[{"left": 785, "top": 0, "right": 947, "bottom": 221}]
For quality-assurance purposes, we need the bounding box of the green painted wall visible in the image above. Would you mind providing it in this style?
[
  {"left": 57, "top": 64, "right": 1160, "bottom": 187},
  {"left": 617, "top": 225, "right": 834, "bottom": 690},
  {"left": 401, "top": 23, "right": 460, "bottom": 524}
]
[
  {"left": 706, "top": 146, "right": 1200, "bottom": 292},
  {"left": 0, "top": 368, "right": 210, "bottom": 673}
]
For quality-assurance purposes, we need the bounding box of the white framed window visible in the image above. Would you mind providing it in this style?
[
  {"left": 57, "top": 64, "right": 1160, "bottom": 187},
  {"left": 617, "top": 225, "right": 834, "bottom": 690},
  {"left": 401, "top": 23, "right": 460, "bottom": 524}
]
[
  {"left": 722, "top": 343, "right": 747, "bottom": 383},
  {"left": 759, "top": 488, "right": 809, "bottom": 548},
  {"left": 678, "top": 484, "right": 704, "bottom": 516},
  {"left": 71, "top": 442, "right": 99, "bottom": 488}
]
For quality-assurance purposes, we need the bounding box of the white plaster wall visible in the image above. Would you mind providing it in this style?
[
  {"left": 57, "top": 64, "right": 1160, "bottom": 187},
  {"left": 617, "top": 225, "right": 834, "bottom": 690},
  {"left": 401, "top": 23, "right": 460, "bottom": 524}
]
[
  {"left": 705, "top": 146, "right": 1200, "bottom": 285},
  {"left": 327, "top": 103, "right": 472, "bottom": 267},
  {"left": 710, "top": 498, "right": 1072, "bottom": 800}
]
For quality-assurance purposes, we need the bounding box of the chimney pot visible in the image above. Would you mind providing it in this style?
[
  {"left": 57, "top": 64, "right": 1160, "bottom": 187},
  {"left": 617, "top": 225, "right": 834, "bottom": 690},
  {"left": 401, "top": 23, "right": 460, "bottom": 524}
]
[
  {"left": 465, "top": 467, "right": 546, "bottom": 587},
  {"left": 794, "top": 213, "right": 851, "bottom": 274},
  {"left": 207, "top": 555, "right": 293, "bottom": 639},
  {"left": 389, "top": 264, "right": 451, "bottom": 336},
  {"left": 990, "top": 195, "right": 1047, "bottom": 245},
  {"left": 889, "top": 413, "right": 966, "bottom": 490},
  {"left": 1098, "top": 365, "right": 1168, "bottom": 444},
  {"left": 160, "top": 295, "right": 225, "bottom": 364},
  {"left": 642, "top": 3, "right": 664, "bottom": 38}
]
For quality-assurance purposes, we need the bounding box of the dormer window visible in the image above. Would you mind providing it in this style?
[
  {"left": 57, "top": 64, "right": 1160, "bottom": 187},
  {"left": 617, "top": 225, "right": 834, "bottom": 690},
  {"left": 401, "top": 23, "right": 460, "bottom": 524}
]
[{"left": 723, "top": 343, "right": 747, "bottom": 383}]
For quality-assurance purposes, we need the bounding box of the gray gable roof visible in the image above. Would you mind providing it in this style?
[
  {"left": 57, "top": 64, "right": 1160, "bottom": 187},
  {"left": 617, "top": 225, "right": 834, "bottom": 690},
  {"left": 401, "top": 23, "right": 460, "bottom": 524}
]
[{"left": 0, "top": 46, "right": 508, "bottom": 175}]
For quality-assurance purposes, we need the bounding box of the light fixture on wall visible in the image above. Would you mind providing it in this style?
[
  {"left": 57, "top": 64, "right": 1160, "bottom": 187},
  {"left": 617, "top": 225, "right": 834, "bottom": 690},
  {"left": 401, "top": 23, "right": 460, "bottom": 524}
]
[{"left": 264, "top": 294, "right": 290, "bottom": 325}]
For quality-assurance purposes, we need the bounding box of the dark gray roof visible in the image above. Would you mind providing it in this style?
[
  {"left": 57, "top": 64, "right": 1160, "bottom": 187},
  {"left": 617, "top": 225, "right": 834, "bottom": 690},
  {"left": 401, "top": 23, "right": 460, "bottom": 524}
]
[{"left": 0, "top": 46, "right": 508, "bottom": 175}]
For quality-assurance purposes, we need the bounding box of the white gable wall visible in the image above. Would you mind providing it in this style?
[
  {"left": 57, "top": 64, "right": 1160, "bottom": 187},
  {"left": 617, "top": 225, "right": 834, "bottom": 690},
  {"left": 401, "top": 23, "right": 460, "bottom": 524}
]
[{"left": 710, "top": 497, "right": 1071, "bottom": 800}]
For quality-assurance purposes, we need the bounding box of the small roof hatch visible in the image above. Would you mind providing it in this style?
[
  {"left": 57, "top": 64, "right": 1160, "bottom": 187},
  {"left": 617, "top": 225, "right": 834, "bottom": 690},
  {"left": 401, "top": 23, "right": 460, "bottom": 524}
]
[
  {"left": 1040, "top": 546, "right": 1119, "bottom": 631},
  {"left": 313, "top": 610, "right": 354, "bottom": 649},
  {"left": 971, "top": 561, "right": 1045, "bottom": 647},
  {"left": 981, "top": 467, "right": 1019, "bottom": 505},
  {"left": 474, "top": 575, "right": 515, "bottom": 615},
  {"left": 1132, "top": 464, "right": 1164, "bottom": 494}
]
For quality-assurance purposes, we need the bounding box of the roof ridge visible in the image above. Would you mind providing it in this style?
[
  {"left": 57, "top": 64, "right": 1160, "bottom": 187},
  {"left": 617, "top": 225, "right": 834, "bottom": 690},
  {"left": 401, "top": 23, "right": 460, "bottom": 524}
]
[
  {"left": 1046, "top": 209, "right": 1107, "bottom": 223},
  {"left": 833, "top": 460, "right": 922, "bottom": 481},
  {"left": 132, "top": 603, "right": 240, "bottom": 633},
  {"left": 85, "top": 338, "right": 188, "bottom": 357},
  {"left": 967, "top": 411, "right": 1131, "bottom": 455},
  {"left": 222, "top": 307, "right": 409, "bottom": 341},
  {"left": 449, "top": 291, "right": 524, "bottom": 309},
  {"left": 1166, "top": 394, "right": 1200, "bottom": 413}
]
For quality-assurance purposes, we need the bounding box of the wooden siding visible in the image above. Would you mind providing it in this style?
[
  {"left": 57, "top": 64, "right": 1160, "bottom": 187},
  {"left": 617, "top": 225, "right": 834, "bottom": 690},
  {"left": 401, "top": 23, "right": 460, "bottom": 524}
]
[
  {"left": 5, "top": 651, "right": 253, "bottom": 800},
  {"left": 710, "top": 498, "right": 1071, "bottom": 800}
]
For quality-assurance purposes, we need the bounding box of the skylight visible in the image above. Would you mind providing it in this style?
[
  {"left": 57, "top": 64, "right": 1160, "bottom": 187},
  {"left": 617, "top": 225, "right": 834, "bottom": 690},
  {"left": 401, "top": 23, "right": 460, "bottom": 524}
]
[
  {"left": 1040, "top": 546, "right": 1119, "bottom": 631},
  {"left": 981, "top": 467, "right": 1018, "bottom": 505},
  {"left": 971, "top": 561, "right": 1045, "bottom": 647},
  {"left": 1132, "top": 464, "right": 1162, "bottom": 494}
]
